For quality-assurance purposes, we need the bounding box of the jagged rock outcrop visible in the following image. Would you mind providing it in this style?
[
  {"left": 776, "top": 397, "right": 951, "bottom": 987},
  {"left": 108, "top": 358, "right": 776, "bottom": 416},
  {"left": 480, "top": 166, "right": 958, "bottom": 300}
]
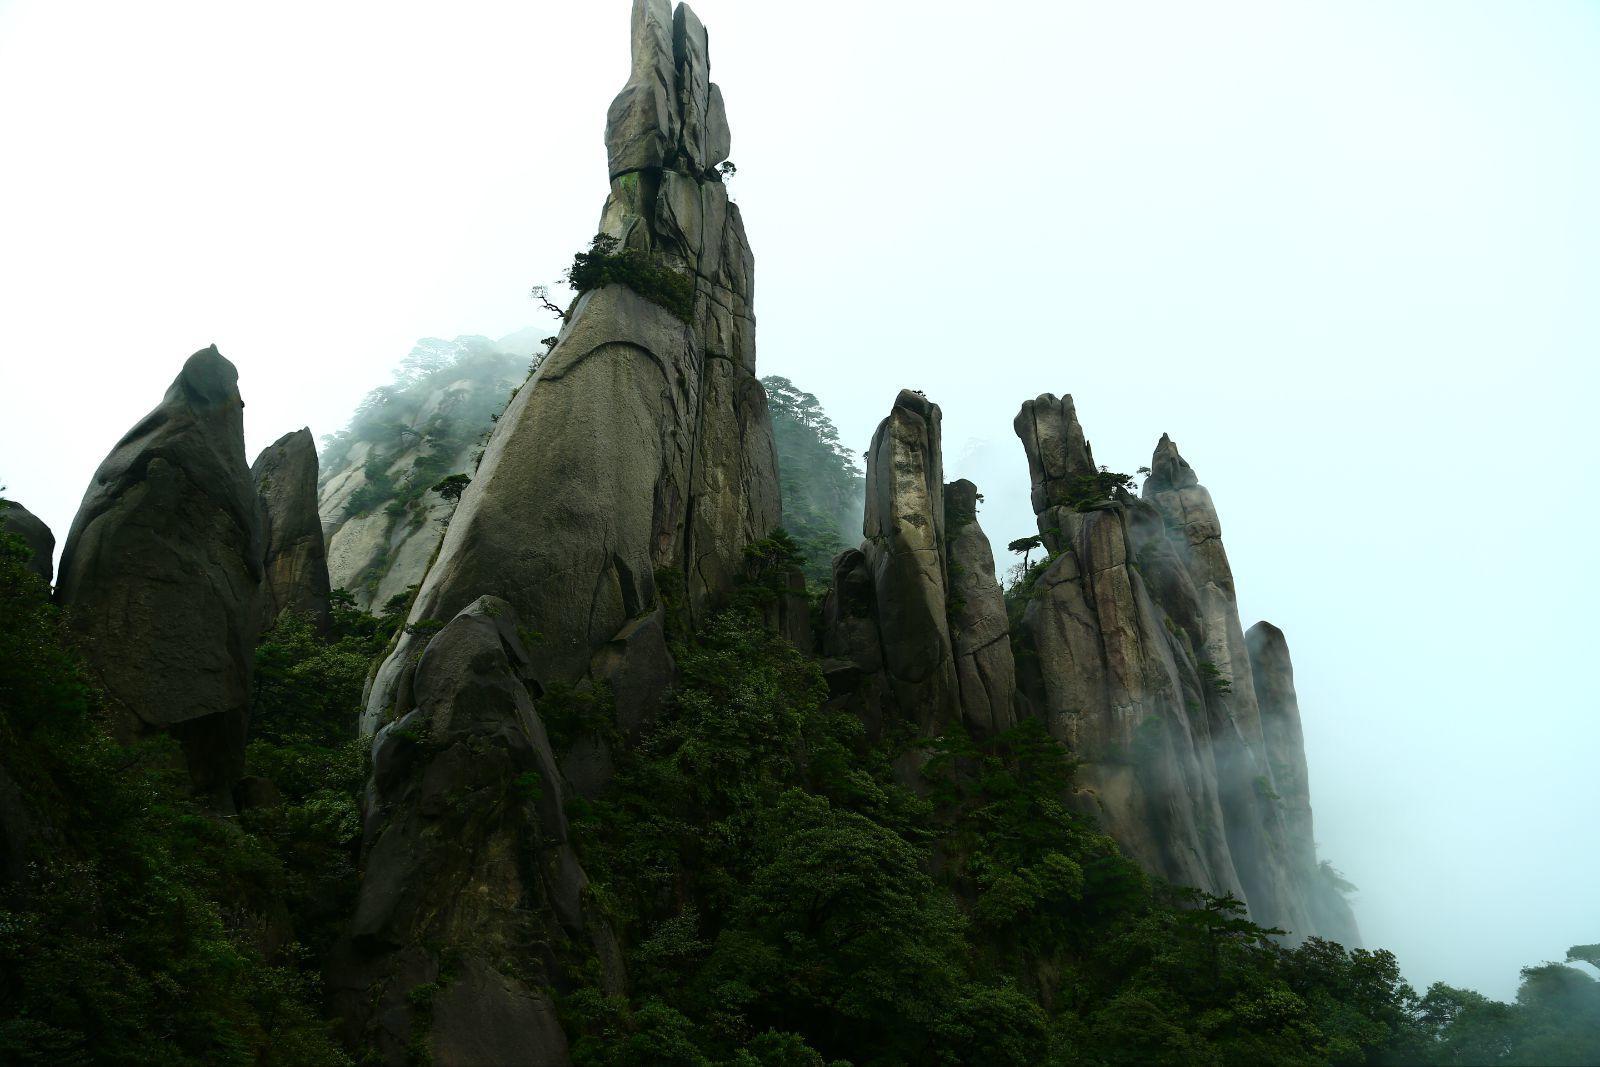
[
  {"left": 253, "top": 428, "right": 332, "bottom": 632},
  {"left": 1141, "top": 433, "right": 1311, "bottom": 936},
  {"left": 1012, "top": 394, "right": 1245, "bottom": 902},
  {"left": 55, "top": 346, "right": 262, "bottom": 800},
  {"left": 331, "top": 597, "right": 619, "bottom": 1066},
  {"left": 860, "top": 390, "right": 961, "bottom": 732},
  {"left": 944, "top": 479, "right": 1017, "bottom": 735},
  {"left": 1010, "top": 393, "right": 1348, "bottom": 940},
  {"left": 362, "top": 0, "right": 779, "bottom": 737},
  {"left": 318, "top": 334, "right": 529, "bottom": 613},
  {"left": 0, "top": 500, "right": 54, "bottom": 585},
  {"left": 823, "top": 392, "right": 1015, "bottom": 738},
  {"left": 1247, "top": 621, "right": 1362, "bottom": 946}
]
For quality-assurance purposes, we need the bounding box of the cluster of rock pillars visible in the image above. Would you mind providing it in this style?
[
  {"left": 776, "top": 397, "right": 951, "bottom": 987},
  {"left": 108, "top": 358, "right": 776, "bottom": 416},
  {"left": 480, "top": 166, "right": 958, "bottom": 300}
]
[{"left": 0, "top": 3, "right": 1357, "bottom": 1062}]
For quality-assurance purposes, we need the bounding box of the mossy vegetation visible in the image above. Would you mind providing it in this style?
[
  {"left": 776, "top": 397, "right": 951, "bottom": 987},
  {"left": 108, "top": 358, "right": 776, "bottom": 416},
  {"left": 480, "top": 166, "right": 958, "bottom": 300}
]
[{"left": 566, "top": 233, "right": 695, "bottom": 324}]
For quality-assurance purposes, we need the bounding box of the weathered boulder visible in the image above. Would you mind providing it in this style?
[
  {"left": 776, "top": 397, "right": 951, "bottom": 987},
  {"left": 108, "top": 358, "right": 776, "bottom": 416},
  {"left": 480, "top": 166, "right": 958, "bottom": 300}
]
[
  {"left": 1248, "top": 621, "right": 1362, "bottom": 946},
  {"left": 0, "top": 499, "right": 54, "bottom": 585},
  {"left": 252, "top": 428, "right": 331, "bottom": 632},
  {"left": 943, "top": 479, "right": 1017, "bottom": 735},
  {"left": 364, "top": 1, "right": 779, "bottom": 739},
  {"left": 331, "top": 597, "right": 619, "bottom": 1066},
  {"left": 55, "top": 346, "right": 261, "bottom": 799}
]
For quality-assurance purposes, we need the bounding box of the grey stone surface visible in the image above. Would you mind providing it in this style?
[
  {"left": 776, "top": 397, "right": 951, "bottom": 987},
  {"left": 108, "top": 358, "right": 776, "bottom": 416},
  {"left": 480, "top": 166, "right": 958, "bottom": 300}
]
[
  {"left": 822, "top": 398, "right": 1021, "bottom": 739},
  {"left": 0, "top": 499, "right": 54, "bottom": 585},
  {"left": 1011, "top": 394, "right": 1247, "bottom": 900},
  {"left": 1248, "top": 620, "right": 1363, "bottom": 946},
  {"left": 1007, "top": 397, "right": 1343, "bottom": 938},
  {"left": 1143, "top": 434, "right": 1312, "bottom": 938},
  {"left": 860, "top": 390, "right": 961, "bottom": 733},
  {"left": 605, "top": 0, "right": 678, "bottom": 178},
  {"left": 943, "top": 479, "right": 1017, "bottom": 735},
  {"left": 365, "top": 1, "right": 779, "bottom": 737},
  {"left": 332, "top": 597, "right": 616, "bottom": 1065},
  {"left": 252, "top": 428, "right": 331, "bottom": 632},
  {"left": 1014, "top": 393, "right": 1097, "bottom": 519},
  {"left": 55, "top": 346, "right": 262, "bottom": 798}
]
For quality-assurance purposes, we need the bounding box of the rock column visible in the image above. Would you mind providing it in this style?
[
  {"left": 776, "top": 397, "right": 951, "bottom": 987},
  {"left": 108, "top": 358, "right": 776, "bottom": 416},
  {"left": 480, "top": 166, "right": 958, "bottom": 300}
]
[{"left": 56, "top": 346, "right": 262, "bottom": 800}]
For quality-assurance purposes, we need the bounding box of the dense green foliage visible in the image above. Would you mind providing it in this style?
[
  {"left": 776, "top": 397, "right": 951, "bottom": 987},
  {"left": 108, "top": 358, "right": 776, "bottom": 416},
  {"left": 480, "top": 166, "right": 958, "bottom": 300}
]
[
  {"left": 567, "top": 232, "right": 696, "bottom": 323},
  {"left": 1064, "top": 466, "right": 1137, "bottom": 511},
  {"left": 0, "top": 536, "right": 348, "bottom": 1061},
  {"left": 1, "top": 494, "right": 1594, "bottom": 1064},
  {"left": 555, "top": 537, "right": 1434, "bottom": 1066},
  {"left": 763, "top": 375, "right": 865, "bottom": 584},
  {"left": 0, "top": 519, "right": 385, "bottom": 1065}
]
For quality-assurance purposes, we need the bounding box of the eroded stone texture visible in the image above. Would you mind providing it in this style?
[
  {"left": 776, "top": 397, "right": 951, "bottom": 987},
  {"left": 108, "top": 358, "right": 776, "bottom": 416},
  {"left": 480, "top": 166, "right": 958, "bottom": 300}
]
[
  {"left": 1143, "top": 434, "right": 1311, "bottom": 937},
  {"left": 1009, "top": 395, "right": 1345, "bottom": 938},
  {"left": 331, "top": 597, "right": 619, "bottom": 1066},
  {"left": 1010, "top": 394, "right": 1246, "bottom": 902},
  {"left": 252, "top": 428, "right": 331, "bottom": 632},
  {"left": 860, "top": 390, "right": 961, "bottom": 733},
  {"left": 0, "top": 499, "right": 54, "bottom": 585},
  {"left": 822, "top": 394, "right": 1016, "bottom": 738},
  {"left": 943, "top": 479, "right": 1017, "bottom": 735},
  {"left": 1248, "top": 621, "right": 1362, "bottom": 946},
  {"left": 55, "top": 346, "right": 262, "bottom": 799},
  {"left": 364, "top": 1, "right": 778, "bottom": 738}
]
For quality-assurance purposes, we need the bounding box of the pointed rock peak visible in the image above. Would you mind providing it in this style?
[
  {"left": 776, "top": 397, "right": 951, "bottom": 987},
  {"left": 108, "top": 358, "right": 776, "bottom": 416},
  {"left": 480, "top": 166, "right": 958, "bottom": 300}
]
[
  {"left": 1246, "top": 620, "right": 1290, "bottom": 663},
  {"left": 175, "top": 346, "right": 243, "bottom": 411},
  {"left": 1145, "top": 432, "right": 1200, "bottom": 494},
  {"left": 607, "top": 0, "right": 729, "bottom": 179},
  {"left": 1012, "top": 392, "right": 1097, "bottom": 516},
  {"left": 894, "top": 388, "right": 939, "bottom": 421},
  {"left": 944, "top": 477, "right": 981, "bottom": 526}
]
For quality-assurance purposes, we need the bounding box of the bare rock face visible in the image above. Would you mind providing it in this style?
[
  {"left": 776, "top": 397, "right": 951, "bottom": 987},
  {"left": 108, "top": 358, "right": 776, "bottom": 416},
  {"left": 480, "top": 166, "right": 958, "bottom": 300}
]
[
  {"left": 1011, "top": 394, "right": 1247, "bottom": 904},
  {"left": 861, "top": 390, "right": 961, "bottom": 732},
  {"left": 363, "top": 0, "right": 778, "bottom": 736},
  {"left": 252, "top": 428, "right": 331, "bottom": 632},
  {"left": 55, "top": 346, "right": 262, "bottom": 799},
  {"left": 331, "top": 597, "right": 619, "bottom": 1066},
  {"left": 823, "top": 392, "right": 1015, "bottom": 738},
  {"left": 1142, "top": 434, "right": 1311, "bottom": 937},
  {"left": 944, "top": 479, "right": 1017, "bottom": 735},
  {"left": 1247, "top": 621, "right": 1362, "bottom": 946},
  {"left": 0, "top": 499, "right": 54, "bottom": 585},
  {"left": 1010, "top": 395, "right": 1344, "bottom": 938},
  {"left": 317, "top": 334, "right": 528, "bottom": 613}
]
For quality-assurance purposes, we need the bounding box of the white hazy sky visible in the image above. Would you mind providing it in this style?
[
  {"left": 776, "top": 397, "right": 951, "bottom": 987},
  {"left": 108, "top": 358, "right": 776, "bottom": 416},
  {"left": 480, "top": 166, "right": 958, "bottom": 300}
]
[{"left": 2, "top": 0, "right": 1596, "bottom": 1001}]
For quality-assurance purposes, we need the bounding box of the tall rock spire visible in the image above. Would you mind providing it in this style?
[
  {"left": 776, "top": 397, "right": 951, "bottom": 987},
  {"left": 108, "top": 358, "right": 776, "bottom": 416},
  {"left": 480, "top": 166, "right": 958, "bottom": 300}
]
[
  {"left": 944, "top": 479, "right": 1017, "bottom": 735},
  {"left": 823, "top": 390, "right": 1016, "bottom": 738},
  {"left": 1248, "top": 621, "right": 1362, "bottom": 946},
  {"left": 252, "top": 427, "right": 332, "bottom": 633},
  {"left": 361, "top": 1, "right": 779, "bottom": 740},
  {"left": 1141, "top": 434, "right": 1311, "bottom": 937},
  {"left": 1010, "top": 395, "right": 1245, "bottom": 903},
  {"left": 55, "top": 346, "right": 262, "bottom": 801},
  {"left": 1009, "top": 398, "right": 1353, "bottom": 940}
]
